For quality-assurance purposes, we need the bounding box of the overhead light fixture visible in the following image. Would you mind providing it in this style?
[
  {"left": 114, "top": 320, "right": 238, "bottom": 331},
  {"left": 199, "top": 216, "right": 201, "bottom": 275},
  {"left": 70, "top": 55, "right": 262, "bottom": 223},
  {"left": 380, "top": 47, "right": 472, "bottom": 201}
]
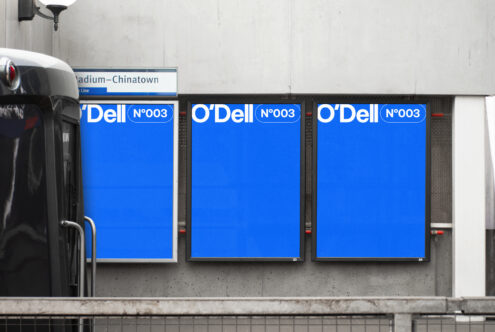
[{"left": 18, "top": 0, "right": 77, "bottom": 31}]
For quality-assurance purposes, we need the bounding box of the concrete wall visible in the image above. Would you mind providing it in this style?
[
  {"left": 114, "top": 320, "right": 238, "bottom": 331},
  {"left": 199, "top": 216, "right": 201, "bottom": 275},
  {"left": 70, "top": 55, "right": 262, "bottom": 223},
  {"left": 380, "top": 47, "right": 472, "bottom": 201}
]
[
  {"left": 87, "top": 96, "right": 453, "bottom": 297},
  {"left": 51, "top": 1, "right": 463, "bottom": 297},
  {"left": 94, "top": 232, "right": 452, "bottom": 297},
  {"left": 0, "top": 0, "right": 53, "bottom": 54},
  {"left": 2, "top": 0, "right": 481, "bottom": 297},
  {"left": 56, "top": 0, "right": 495, "bottom": 95}
]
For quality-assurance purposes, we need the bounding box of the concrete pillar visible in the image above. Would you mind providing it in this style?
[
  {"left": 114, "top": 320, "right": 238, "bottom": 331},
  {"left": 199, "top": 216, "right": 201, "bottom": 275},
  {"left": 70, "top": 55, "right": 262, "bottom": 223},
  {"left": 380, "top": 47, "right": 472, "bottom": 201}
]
[
  {"left": 394, "top": 314, "right": 412, "bottom": 332},
  {"left": 452, "top": 96, "right": 486, "bottom": 297}
]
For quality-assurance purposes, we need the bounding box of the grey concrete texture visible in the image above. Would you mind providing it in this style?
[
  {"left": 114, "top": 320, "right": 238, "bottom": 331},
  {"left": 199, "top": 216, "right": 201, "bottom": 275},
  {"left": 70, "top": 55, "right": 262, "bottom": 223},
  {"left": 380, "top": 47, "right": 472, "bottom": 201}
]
[
  {"left": 90, "top": 96, "right": 453, "bottom": 298},
  {"left": 1, "top": 296, "right": 495, "bottom": 315},
  {"left": 55, "top": 0, "right": 495, "bottom": 95},
  {"left": 4, "top": 298, "right": 495, "bottom": 332},
  {"left": 394, "top": 314, "right": 412, "bottom": 332},
  {"left": 0, "top": 296, "right": 457, "bottom": 315},
  {"left": 91, "top": 231, "right": 452, "bottom": 297},
  {"left": 0, "top": 0, "right": 53, "bottom": 54},
  {"left": 0, "top": 1, "right": 5, "bottom": 47}
]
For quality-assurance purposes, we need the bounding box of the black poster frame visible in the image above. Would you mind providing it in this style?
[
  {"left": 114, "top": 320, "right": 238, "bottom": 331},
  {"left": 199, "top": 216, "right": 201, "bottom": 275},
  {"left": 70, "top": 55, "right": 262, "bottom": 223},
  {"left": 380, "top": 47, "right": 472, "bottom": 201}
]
[
  {"left": 312, "top": 99, "right": 431, "bottom": 262},
  {"left": 186, "top": 97, "right": 306, "bottom": 262}
]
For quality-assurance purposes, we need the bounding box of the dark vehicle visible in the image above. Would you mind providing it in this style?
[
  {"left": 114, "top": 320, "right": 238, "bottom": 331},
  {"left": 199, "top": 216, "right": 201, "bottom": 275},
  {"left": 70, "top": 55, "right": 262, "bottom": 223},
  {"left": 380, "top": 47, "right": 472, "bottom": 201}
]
[{"left": 0, "top": 48, "right": 90, "bottom": 298}]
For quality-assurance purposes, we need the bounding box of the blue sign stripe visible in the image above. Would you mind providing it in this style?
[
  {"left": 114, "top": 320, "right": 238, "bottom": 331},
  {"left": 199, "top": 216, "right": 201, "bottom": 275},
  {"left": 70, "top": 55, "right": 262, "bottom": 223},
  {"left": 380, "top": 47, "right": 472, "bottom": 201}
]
[{"left": 79, "top": 87, "right": 176, "bottom": 96}]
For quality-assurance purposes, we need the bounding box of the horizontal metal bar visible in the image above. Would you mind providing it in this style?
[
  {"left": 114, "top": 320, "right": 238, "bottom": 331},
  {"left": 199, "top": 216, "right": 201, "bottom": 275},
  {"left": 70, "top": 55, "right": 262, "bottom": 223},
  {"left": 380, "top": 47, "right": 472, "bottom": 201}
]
[
  {"left": 430, "top": 223, "right": 452, "bottom": 229},
  {"left": 0, "top": 297, "right": 452, "bottom": 316}
]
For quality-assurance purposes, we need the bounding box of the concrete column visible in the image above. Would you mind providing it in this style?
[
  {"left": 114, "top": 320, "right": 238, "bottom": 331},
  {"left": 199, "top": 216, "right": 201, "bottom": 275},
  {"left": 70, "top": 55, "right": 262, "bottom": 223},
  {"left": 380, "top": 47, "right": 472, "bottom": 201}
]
[
  {"left": 394, "top": 314, "right": 412, "bottom": 332},
  {"left": 452, "top": 96, "right": 486, "bottom": 297}
]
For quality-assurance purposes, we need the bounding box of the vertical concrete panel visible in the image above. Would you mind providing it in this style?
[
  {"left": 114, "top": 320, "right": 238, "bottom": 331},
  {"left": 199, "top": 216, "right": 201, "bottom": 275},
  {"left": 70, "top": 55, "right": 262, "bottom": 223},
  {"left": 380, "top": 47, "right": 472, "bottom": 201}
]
[
  {"left": 4, "top": 0, "right": 28, "bottom": 49},
  {"left": 0, "top": 0, "right": 6, "bottom": 47},
  {"left": 30, "top": 18, "right": 53, "bottom": 54},
  {"left": 490, "top": 9, "right": 495, "bottom": 91},
  {"left": 4, "top": 0, "right": 52, "bottom": 54},
  {"left": 452, "top": 96, "right": 486, "bottom": 297},
  {"left": 165, "top": 0, "right": 291, "bottom": 94},
  {"left": 58, "top": 0, "right": 291, "bottom": 93},
  {"left": 415, "top": 0, "right": 493, "bottom": 94},
  {"left": 56, "top": 0, "right": 495, "bottom": 94},
  {"left": 291, "top": 0, "right": 495, "bottom": 95},
  {"left": 55, "top": 0, "right": 165, "bottom": 65},
  {"left": 292, "top": 0, "right": 418, "bottom": 94}
]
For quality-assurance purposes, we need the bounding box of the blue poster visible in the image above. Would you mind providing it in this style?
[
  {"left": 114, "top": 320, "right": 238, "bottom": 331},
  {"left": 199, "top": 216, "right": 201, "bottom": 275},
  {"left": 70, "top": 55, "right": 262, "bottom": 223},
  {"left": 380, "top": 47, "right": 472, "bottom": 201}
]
[
  {"left": 81, "top": 102, "right": 177, "bottom": 262},
  {"left": 315, "top": 103, "right": 428, "bottom": 260},
  {"left": 190, "top": 104, "right": 303, "bottom": 260}
]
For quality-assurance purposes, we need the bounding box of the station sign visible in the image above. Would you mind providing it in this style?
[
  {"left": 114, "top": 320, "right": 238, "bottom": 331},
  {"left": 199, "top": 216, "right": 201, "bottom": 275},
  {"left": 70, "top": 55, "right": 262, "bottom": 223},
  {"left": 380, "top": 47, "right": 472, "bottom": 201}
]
[{"left": 74, "top": 69, "right": 177, "bottom": 97}]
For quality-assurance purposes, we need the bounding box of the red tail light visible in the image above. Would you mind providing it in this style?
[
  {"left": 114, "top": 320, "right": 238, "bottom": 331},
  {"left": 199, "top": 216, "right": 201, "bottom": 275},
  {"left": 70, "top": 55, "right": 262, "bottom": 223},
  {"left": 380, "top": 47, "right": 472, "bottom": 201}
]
[
  {"left": 1, "top": 57, "right": 20, "bottom": 90},
  {"left": 8, "top": 64, "right": 16, "bottom": 82}
]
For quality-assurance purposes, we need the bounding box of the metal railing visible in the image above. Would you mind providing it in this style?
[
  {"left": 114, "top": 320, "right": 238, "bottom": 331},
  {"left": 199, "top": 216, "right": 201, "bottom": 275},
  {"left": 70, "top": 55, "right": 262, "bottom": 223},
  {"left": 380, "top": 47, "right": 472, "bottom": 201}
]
[
  {"left": 414, "top": 315, "right": 495, "bottom": 332},
  {"left": 0, "top": 316, "right": 394, "bottom": 332},
  {"left": 1, "top": 298, "right": 495, "bottom": 332}
]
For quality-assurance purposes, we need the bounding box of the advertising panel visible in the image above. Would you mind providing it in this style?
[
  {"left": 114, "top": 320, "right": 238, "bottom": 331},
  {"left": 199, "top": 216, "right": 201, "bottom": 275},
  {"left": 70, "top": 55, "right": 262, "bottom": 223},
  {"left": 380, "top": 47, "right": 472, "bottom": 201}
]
[
  {"left": 314, "top": 103, "right": 429, "bottom": 261},
  {"left": 188, "top": 103, "right": 304, "bottom": 261},
  {"left": 80, "top": 101, "right": 178, "bottom": 262}
]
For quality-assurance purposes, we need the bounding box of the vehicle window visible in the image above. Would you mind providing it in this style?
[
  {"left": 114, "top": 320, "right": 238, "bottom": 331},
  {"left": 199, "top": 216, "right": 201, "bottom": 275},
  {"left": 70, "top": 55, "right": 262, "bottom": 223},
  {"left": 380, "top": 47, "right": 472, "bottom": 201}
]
[{"left": 0, "top": 104, "right": 51, "bottom": 296}]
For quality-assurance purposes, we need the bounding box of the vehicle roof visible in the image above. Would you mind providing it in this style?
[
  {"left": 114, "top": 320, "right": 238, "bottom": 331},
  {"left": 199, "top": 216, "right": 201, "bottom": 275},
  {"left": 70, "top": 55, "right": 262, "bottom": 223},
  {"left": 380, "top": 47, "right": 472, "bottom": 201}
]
[{"left": 0, "top": 48, "right": 79, "bottom": 101}]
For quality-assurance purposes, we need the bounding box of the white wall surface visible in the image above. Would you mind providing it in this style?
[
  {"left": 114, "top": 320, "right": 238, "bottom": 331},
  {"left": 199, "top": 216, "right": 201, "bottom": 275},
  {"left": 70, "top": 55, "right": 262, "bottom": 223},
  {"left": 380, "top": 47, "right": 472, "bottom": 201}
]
[
  {"left": 0, "top": 0, "right": 53, "bottom": 54},
  {"left": 486, "top": 97, "right": 495, "bottom": 230},
  {"left": 453, "top": 96, "right": 486, "bottom": 297},
  {"left": 54, "top": 0, "right": 495, "bottom": 95}
]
